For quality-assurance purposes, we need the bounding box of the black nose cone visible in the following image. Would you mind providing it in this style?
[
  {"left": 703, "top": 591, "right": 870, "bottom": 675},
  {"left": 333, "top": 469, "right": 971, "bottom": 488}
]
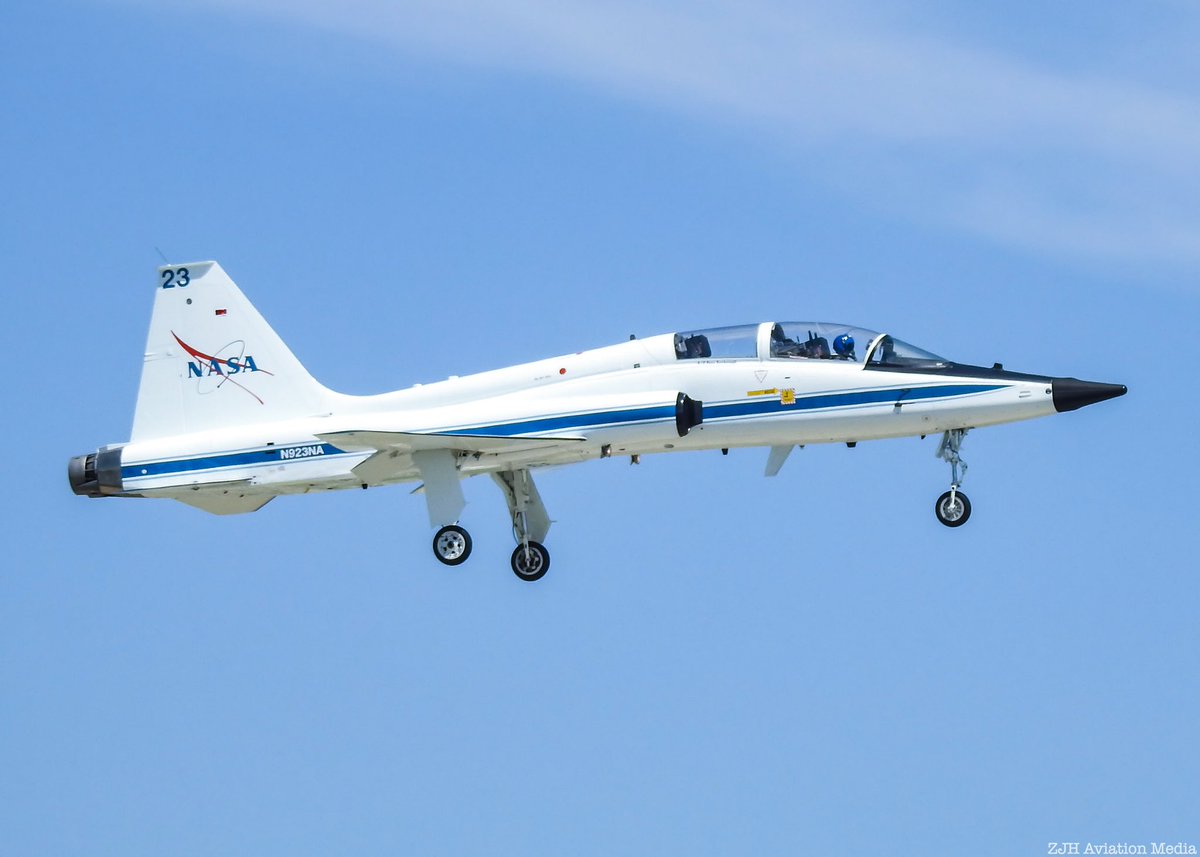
[{"left": 1052, "top": 378, "right": 1127, "bottom": 413}]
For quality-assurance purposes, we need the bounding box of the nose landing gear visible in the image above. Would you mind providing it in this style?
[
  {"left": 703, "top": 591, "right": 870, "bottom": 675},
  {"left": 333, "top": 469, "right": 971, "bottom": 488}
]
[
  {"left": 934, "top": 429, "right": 972, "bottom": 528},
  {"left": 934, "top": 489, "right": 971, "bottom": 527}
]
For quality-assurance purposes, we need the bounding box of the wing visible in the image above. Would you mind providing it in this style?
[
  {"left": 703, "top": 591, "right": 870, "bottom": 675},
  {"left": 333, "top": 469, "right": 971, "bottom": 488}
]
[{"left": 316, "top": 430, "right": 588, "bottom": 484}]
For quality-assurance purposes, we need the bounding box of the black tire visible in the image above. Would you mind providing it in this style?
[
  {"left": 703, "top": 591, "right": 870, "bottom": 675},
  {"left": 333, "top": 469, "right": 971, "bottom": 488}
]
[
  {"left": 510, "top": 541, "right": 550, "bottom": 582},
  {"left": 433, "top": 525, "right": 472, "bottom": 565},
  {"left": 935, "top": 490, "right": 972, "bottom": 528}
]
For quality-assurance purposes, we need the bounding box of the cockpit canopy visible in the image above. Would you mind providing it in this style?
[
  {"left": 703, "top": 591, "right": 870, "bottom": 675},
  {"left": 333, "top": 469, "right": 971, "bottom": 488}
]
[
  {"left": 673, "top": 322, "right": 946, "bottom": 367},
  {"left": 769, "top": 322, "right": 946, "bottom": 366},
  {"left": 673, "top": 324, "right": 759, "bottom": 359}
]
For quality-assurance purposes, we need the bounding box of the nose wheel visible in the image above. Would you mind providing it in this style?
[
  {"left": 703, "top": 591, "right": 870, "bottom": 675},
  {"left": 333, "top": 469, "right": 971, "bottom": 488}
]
[
  {"left": 432, "top": 524, "right": 472, "bottom": 565},
  {"left": 935, "top": 489, "right": 971, "bottom": 527},
  {"left": 934, "top": 429, "right": 973, "bottom": 528}
]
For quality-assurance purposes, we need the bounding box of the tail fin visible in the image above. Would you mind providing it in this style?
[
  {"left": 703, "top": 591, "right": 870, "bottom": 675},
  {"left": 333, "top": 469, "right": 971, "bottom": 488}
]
[{"left": 131, "top": 262, "right": 335, "bottom": 441}]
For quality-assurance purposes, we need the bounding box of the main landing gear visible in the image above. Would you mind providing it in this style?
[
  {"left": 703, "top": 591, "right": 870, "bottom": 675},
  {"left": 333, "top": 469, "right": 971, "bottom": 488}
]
[
  {"left": 425, "top": 469, "right": 553, "bottom": 582},
  {"left": 934, "top": 428, "right": 972, "bottom": 528},
  {"left": 511, "top": 541, "right": 550, "bottom": 582},
  {"left": 496, "top": 469, "right": 552, "bottom": 582}
]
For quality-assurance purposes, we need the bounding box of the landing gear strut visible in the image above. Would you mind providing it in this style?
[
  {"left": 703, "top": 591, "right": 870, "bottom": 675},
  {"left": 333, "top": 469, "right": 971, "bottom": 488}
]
[
  {"left": 494, "top": 469, "right": 552, "bottom": 582},
  {"left": 432, "top": 524, "right": 472, "bottom": 565},
  {"left": 934, "top": 429, "right": 972, "bottom": 528}
]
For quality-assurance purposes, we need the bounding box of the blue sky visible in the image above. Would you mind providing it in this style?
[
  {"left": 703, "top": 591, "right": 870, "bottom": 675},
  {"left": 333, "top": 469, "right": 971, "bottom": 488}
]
[{"left": 3, "top": 2, "right": 1197, "bottom": 854}]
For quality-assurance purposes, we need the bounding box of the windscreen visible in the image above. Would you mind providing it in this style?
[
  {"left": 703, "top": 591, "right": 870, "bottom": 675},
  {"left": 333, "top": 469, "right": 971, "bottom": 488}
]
[{"left": 865, "top": 334, "right": 947, "bottom": 367}]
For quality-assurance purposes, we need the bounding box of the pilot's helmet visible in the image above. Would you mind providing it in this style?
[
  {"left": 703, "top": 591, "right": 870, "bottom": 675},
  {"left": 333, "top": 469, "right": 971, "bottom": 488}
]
[{"left": 833, "top": 333, "right": 855, "bottom": 356}]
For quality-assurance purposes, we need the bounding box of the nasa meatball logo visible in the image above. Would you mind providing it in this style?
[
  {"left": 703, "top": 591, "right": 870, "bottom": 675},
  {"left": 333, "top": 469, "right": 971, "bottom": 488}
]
[{"left": 171, "top": 331, "right": 273, "bottom": 404}]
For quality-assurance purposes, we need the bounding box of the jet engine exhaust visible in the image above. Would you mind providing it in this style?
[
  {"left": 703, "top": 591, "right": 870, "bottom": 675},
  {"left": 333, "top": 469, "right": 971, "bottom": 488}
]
[{"left": 68, "top": 448, "right": 125, "bottom": 497}]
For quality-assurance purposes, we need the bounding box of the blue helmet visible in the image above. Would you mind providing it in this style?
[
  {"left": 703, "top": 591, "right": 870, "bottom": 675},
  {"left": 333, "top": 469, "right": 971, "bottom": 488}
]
[{"left": 833, "top": 333, "right": 855, "bottom": 356}]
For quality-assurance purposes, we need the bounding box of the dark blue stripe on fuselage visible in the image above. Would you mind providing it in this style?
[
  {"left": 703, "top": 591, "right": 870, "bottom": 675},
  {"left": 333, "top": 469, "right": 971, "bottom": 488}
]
[
  {"left": 438, "top": 404, "right": 678, "bottom": 437},
  {"left": 122, "top": 384, "right": 1005, "bottom": 480},
  {"left": 705, "top": 383, "right": 1004, "bottom": 421},
  {"left": 441, "top": 383, "right": 1004, "bottom": 435},
  {"left": 123, "top": 442, "right": 346, "bottom": 479}
]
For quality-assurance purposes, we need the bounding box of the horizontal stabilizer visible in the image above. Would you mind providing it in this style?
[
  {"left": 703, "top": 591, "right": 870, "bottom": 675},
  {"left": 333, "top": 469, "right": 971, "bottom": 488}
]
[
  {"left": 139, "top": 478, "right": 273, "bottom": 515},
  {"left": 174, "top": 493, "right": 274, "bottom": 515}
]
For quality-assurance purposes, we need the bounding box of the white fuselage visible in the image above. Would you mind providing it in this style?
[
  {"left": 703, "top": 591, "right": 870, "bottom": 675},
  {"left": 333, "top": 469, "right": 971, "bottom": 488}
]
[
  {"left": 115, "top": 324, "right": 1055, "bottom": 500},
  {"left": 69, "top": 262, "right": 1123, "bottom": 575}
]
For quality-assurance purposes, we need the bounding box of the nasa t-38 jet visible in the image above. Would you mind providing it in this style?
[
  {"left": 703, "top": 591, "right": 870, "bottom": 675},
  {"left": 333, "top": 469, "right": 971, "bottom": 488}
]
[{"left": 69, "top": 262, "right": 1126, "bottom": 581}]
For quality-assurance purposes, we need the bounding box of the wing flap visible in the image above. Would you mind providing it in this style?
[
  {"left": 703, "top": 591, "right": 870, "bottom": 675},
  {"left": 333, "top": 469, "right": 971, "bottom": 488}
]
[{"left": 321, "top": 431, "right": 589, "bottom": 485}]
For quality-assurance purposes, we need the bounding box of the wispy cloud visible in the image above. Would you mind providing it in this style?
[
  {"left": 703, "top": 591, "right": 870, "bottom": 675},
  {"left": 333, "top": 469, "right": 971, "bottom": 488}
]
[{"left": 154, "top": 0, "right": 1200, "bottom": 266}]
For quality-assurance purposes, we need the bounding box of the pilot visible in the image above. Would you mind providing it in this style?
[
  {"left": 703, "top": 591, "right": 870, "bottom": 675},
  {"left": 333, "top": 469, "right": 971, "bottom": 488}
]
[{"left": 833, "top": 333, "right": 856, "bottom": 360}]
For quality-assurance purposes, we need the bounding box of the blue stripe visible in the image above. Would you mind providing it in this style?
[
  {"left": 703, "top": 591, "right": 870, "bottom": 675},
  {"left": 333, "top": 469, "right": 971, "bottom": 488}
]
[
  {"left": 446, "top": 384, "right": 1005, "bottom": 436},
  {"left": 123, "top": 442, "right": 347, "bottom": 479},
  {"left": 438, "top": 404, "right": 678, "bottom": 437},
  {"left": 705, "top": 383, "right": 1004, "bottom": 421},
  {"left": 122, "top": 384, "right": 1005, "bottom": 479}
]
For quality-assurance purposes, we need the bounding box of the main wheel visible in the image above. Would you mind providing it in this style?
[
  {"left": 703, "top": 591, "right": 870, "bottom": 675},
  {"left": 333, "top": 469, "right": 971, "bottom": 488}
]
[
  {"left": 510, "top": 541, "right": 550, "bottom": 582},
  {"left": 935, "top": 490, "right": 972, "bottom": 528},
  {"left": 433, "top": 525, "right": 472, "bottom": 565}
]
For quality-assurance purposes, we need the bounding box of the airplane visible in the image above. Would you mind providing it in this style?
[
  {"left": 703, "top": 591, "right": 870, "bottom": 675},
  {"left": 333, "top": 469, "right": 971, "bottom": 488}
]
[{"left": 69, "top": 262, "right": 1126, "bottom": 581}]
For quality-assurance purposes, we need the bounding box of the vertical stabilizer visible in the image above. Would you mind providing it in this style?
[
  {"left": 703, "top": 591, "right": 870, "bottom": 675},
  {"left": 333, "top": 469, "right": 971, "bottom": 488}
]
[{"left": 131, "top": 262, "right": 334, "bottom": 441}]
